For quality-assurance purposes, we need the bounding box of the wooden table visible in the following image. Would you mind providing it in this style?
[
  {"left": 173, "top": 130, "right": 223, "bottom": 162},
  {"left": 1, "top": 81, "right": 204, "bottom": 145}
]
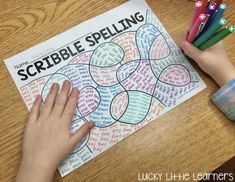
[{"left": 0, "top": 0, "right": 234, "bottom": 182}]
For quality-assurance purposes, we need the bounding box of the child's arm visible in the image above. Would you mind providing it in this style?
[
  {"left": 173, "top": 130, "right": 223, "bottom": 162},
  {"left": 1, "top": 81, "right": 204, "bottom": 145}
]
[
  {"left": 181, "top": 32, "right": 235, "bottom": 120},
  {"left": 16, "top": 80, "right": 94, "bottom": 182}
]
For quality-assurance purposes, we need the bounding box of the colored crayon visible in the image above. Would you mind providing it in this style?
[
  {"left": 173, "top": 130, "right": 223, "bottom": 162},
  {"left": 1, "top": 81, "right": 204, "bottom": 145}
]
[
  {"left": 199, "top": 26, "right": 235, "bottom": 50},
  {"left": 187, "top": 14, "right": 207, "bottom": 43},
  {"left": 193, "top": 18, "right": 227, "bottom": 47}
]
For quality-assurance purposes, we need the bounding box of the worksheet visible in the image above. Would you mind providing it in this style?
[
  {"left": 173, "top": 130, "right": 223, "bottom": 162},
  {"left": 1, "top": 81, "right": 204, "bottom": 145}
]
[{"left": 4, "top": 0, "right": 206, "bottom": 177}]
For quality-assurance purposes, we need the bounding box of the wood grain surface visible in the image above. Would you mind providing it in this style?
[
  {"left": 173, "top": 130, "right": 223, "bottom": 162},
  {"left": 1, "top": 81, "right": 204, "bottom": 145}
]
[{"left": 0, "top": 0, "right": 235, "bottom": 182}]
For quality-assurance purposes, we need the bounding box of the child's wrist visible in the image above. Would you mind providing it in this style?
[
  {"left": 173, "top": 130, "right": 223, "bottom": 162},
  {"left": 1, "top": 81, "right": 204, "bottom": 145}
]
[
  {"left": 213, "top": 69, "right": 235, "bottom": 87},
  {"left": 16, "top": 159, "right": 56, "bottom": 182},
  {"left": 22, "top": 154, "right": 58, "bottom": 171},
  {"left": 223, "top": 70, "right": 235, "bottom": 86}
]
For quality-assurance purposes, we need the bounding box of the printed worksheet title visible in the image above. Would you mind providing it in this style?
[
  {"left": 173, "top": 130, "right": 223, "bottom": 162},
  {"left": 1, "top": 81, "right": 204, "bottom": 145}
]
[{"left": 17, "top": 12, "right": 144, "bottom": 81}]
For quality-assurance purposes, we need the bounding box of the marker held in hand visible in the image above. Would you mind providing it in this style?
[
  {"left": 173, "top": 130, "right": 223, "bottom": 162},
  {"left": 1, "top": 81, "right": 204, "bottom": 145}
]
[
  {"left": 187, "top": 14, "right": 207, "bottom": 43},
  {"left": 199, "top": 25, "right": 235, "bottom": 50}
]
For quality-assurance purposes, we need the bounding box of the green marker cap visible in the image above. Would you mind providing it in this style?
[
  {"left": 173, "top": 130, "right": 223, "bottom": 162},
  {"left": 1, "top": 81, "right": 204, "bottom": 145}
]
[
  {"left": 219, "top": 18, "right": 227, "bottom": 25},
  {"left": 219, "top": 4, "right": 227, "bottom": 10},
  {"left": 228, "top": 25, "right": 235, "bottom": 32}
]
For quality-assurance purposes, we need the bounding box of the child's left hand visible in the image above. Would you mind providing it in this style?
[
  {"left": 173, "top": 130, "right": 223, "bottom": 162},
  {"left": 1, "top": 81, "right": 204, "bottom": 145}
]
[{"left": 16, "top": 80, "right": 94, "bottom": 182}]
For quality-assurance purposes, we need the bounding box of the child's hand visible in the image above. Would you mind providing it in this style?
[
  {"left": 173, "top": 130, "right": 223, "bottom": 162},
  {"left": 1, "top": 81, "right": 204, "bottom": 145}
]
[
  {"left": 16, "top": 80, "right": 94, "bottom": 182},
  {"left": 181, "top": 31, "right": 235, "bottom": 87}
]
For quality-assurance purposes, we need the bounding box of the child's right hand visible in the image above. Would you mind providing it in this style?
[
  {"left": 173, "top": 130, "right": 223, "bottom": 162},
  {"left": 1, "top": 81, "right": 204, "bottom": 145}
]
[{"left": 181, "top": 31, "right": 235, "bottom": 87}]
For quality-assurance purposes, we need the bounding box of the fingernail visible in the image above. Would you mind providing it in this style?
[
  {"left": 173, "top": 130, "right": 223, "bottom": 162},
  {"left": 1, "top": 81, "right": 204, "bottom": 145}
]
[
  {"left": 64, "top": 80, "right": 70, "bottom": 86},
  {"left": 53, "top": 83, "right": 57, "bottom": 88},
  {"left": 36, "top": 95, "right": 41, "bottom": 100},
  {"left": 72, "top": 87, "right": 78, "bottom": 94},
  {"left": 87, "top": 121, "right": 95, "bottom": 128}
]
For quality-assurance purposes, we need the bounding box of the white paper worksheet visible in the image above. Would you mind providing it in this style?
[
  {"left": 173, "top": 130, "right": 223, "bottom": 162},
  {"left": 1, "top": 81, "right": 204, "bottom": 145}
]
[{"left": 4, "top": 0, "right": 206, "bottom": 177}]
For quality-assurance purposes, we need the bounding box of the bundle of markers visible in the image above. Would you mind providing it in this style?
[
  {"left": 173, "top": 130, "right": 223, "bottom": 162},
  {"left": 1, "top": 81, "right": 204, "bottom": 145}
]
[{"left": 187, "top": 0, "right": 235, "bottom": 50}]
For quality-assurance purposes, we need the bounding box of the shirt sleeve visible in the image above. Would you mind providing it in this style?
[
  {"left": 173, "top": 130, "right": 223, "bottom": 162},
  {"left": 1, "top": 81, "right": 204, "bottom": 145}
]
[{"left": 211, "top": 79, "right": 235, "bottom": 121}]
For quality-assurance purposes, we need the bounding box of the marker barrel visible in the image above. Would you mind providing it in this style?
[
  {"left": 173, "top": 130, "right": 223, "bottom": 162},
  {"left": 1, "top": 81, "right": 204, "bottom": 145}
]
[
  {"left": 201, "top": 0, "right": 209, "bottom": 14},
  {"left": 193, "top": 18, "right": 227, "bottom": 47},
  {"left": 190, "top": 1, "right": 203, "bottom": 29},
  {"left": 187, "top": 14, "right": 207, "bottom": 43},
  {"left": 199, "top": 26, "right": 235, "bottom": 50},
  {"left": 200, "top": 3, "right": 217, "bottom": 33},
  {"left": 214, "top": 0, "right": 223, "bottom": 7},
  {"left": 210, "top": 4, "right": 227, "bottom": 26}
]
